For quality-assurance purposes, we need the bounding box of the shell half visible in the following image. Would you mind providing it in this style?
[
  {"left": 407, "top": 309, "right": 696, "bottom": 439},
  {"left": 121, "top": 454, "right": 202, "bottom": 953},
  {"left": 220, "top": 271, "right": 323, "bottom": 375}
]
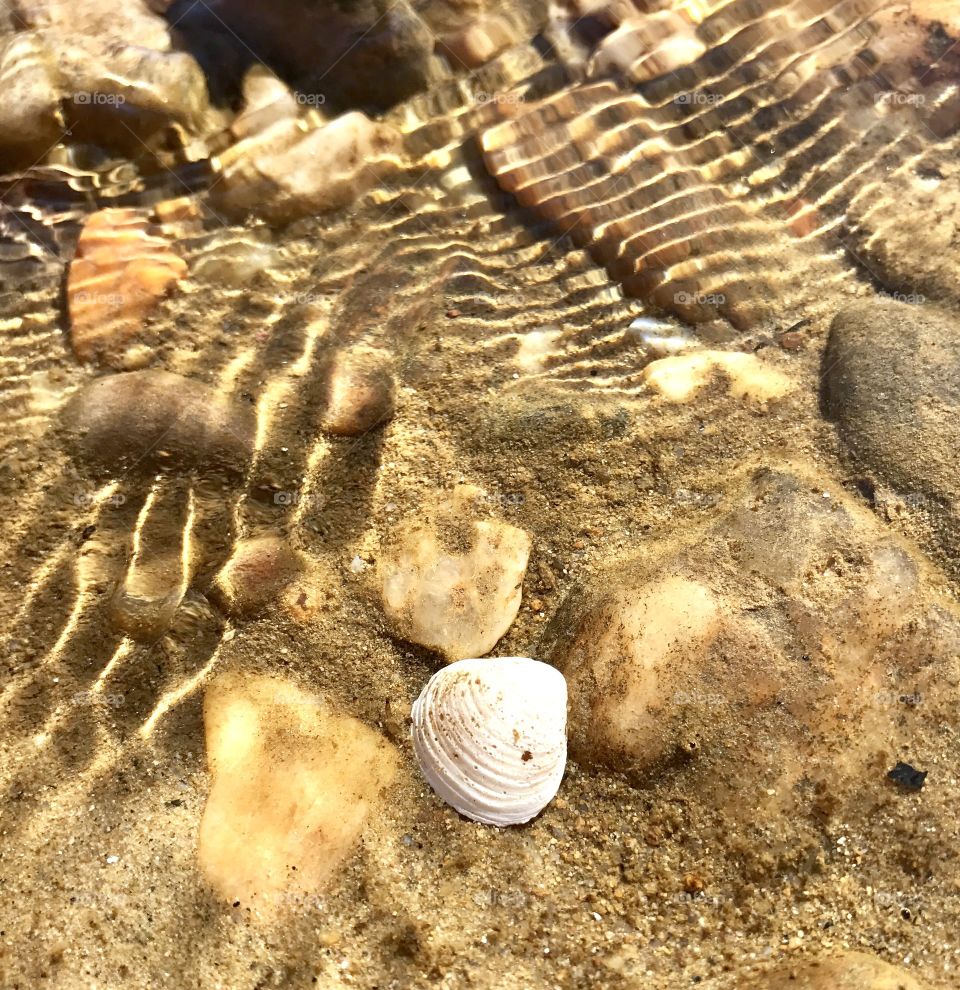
[{"left": 410, "top": 656, "right": 567, "bottom": 826}]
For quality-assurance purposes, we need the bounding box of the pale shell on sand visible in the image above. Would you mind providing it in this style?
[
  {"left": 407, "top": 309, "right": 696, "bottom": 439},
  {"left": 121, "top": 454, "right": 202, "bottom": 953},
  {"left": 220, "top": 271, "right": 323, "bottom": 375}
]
[{"left": 410, "top": 656, "right": 567, "bottom": 827}]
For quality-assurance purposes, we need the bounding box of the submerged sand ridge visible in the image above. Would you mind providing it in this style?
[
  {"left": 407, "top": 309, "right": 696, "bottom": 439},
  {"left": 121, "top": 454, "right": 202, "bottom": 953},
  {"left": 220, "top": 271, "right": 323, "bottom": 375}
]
[{"left": 1, "top": 0, "right": 960, "bottom": 987}]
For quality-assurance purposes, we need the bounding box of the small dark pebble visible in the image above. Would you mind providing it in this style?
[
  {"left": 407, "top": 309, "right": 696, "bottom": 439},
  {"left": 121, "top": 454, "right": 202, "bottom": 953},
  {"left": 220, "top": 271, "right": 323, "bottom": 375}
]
[
  {"left": 778, "top": 330, "right": 806, "bottom": 351},
  {"left": 887, "top": 761, "right": 927, "bottom": 792}
]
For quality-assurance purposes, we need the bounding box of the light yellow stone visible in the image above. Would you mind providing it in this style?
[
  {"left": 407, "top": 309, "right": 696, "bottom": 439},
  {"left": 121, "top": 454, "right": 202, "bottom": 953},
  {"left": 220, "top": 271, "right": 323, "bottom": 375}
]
[
  {"left": 735, "top": 950, "right": 931, "bottom": 989},
  {"left": 559, "top": 576, "right": 724, "bottom": 766},
  {"left": 380, "top": 487, "right": 531, "bottom": 661},
  {"left": 515, "top": 326, "right": 564, "bottom": 373},
  {"left": 642, "top": 350, "right": 795, "bottom": 404},
  {"left": 198, "top": 673, "right": 397, "bottom": 912},
  {"left": 217, "top": 111, "right": 402, "bottom": 222}
]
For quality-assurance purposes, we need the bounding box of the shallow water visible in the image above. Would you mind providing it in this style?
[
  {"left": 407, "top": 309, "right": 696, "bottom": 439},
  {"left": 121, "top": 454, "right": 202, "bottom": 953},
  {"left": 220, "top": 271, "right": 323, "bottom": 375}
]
[{"left": 1, "top": 2, "right": 960, "bottom": 988}]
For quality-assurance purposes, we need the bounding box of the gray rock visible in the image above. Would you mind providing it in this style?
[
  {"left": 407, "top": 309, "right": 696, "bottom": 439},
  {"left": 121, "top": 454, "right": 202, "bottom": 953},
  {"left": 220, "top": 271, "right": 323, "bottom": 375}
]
[
  {"left": 62, "top": 370, "right": 256, "bottom": 477},
  {"left": 171, "top": 0, "right": 442, "bottom": 112},
  {"left": 822, "top": 297, "right": 960, "bottom": 570},
  {"left": 0, "top": 32, "right": 64, "bottom": 168},
  {"left": 0, "top": 0, "right": 225, "bottom": 163}
]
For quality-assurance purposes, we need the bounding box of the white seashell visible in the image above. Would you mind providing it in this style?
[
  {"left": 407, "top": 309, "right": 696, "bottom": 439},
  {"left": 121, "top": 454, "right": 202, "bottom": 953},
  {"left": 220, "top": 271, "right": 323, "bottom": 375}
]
[{"left": 410, "top": 657, "right": 567, "bottom": 826}]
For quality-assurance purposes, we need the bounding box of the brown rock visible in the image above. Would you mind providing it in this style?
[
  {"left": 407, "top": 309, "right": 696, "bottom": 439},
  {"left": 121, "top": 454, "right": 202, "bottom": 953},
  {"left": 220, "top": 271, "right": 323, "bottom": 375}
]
[
  {"left": 439, "top": 16, "right": 516, "bottom": 69},
  {"left": 181, "top": 0, "right": 439, "bottom": 111},
  {"left": 62, "top": 369, "right": 256, "bottom": 477},
  {"left": 67, "top": 208, "right": 186, "bottom": 367},
  {"left": 12, "top": 1, "right": 224, "bottom": 154},
  {"left": 209, "top": 537, "right": 304, "bottom": 619},
  {"left": 214, "top": 112, "right": 402, "bottom": 223},
  {"left": 321, "top": 347, "right": 396, "bottom": 437}
]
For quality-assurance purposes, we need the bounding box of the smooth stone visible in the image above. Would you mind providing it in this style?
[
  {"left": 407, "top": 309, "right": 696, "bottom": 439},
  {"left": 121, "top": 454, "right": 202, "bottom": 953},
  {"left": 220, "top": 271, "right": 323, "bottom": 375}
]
[
  {"left": 190, "top": 238, "right": 280, "bottom": 288},
  {"left": 643, "top": 350, "right": 795, "bottom": 405},
  {"left": 214, "top": 112, "right": 402, "bottom": 223},
  {"left": 199, "top": 672, "right": 398, "bottom": 911},
  {"left": 178, "top": 0, "right": 440, "bottom": 111},
  {"left": 589, "top": 11, "right": 705, "bottom": 82},
  {"left": 108, "top": 552, "right": 185, "bottom": 642},
  {"left": 0, "top": 32, "right": 63, "bottom": 167},
  {"left": 822, "top": 298, "right": 960, "bottom": 573},
  {"left": 845, "top": 159, "right": 960, "bottom": 306},
  {"left": 380, "top": 485, "right": 532, "bottom": 662},
  {"left": 551, "top": 575, "right": 727, "bottom": 770},
  {"left": 726, "top": 951, "right": 931, "bottom": 989},
  {"left": 320, "top": 347, "right": 396, "bottom": 437},
  {"left": 543, "top": 465, "right": 925, "bottom": 782},
  {"left": 62, "top": 370, "right": 255, "bottom": 476},
  {"left": 209, "top": 537, "right": 304, "bottom": 619},
  {"left": 439, "top": 16, "right": 516, "bottom": 69},
  {"left": 14, "top": 2, "right": 225, "bottom": 151},
  {"left": 230, "top": 64, "right": 300, "bottom": 141}
]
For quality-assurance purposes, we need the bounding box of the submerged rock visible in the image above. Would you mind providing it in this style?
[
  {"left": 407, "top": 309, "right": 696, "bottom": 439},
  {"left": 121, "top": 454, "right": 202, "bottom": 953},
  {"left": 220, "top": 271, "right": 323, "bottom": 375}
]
[
  {"left": 642, "top": 350, "right": 795, "bottom": 405},
  {"left": 62, "top": 370, "right": 256, "bottom": 476},
  {"left": 108, "top": 552, "right": 185, "bottom": 642},
  {"left": 822, "top": 298, "right": 960, "bottom": 574},
  {"left": 3, "top": 1, "right": 223, "bottom": 157},
  {"left": 214, "top": 112, "right": 402, "bottom": 223},
  {"left": 380, "top": 486, "right": 532, "bottom": 661},
  {"left": 209, "top": 537, "right": 304, "bottom": 619},
  {"left": 589, "top": 10, "right": 707, "bottom": 82},
  {"left": 547, "top": 572, "right": 772, "bottom": 773},
  {"left": 320, "top": 347, "right": 396, "bottom": 437},
  {"left": 229, "top": 64, "right": 300, "bottom": 142},
  {"left": 199, "top": 672, "right": 398, "bottom": 911},
  {"left": 67, "top": 208, "right": 187, "bottom": 367},
  {"left": 543, "top": 464, "right": 930, "bottom": 787},
  {"left": 177, "top": 0, "right": 440, "bottom": 111},
  {"left": 732, "top": 950, "right": 931, "bottom": 989},
  {"left": 0, "top": 32, "right": 63, "bottom": 167}
]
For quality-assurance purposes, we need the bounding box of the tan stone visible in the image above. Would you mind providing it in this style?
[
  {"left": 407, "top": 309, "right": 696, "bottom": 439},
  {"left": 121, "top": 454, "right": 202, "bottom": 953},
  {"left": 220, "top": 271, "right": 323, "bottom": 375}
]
[
  {"left": 554, "top": 576, "right": 728, "bottom": 768},
  {"left": 642, "top": 351, "right": 795, "bottom": 405},
  {"left": 209, "top": 538, "right": 305, "bottom": 619},
  {"left": 199, "top": 673, "right": 398, "bottom": 911},
  {"left": 735, "top": 951, "right": 931, "bottom": 989},
  {"left": 321, "top": 347, "right": 396, "bottom": 437},
  {"left": 380, "top": 486, "right": 531, "bottom": 661},
  {"left": 215, "top": 112, "right": 402, "bottom": 223}
]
